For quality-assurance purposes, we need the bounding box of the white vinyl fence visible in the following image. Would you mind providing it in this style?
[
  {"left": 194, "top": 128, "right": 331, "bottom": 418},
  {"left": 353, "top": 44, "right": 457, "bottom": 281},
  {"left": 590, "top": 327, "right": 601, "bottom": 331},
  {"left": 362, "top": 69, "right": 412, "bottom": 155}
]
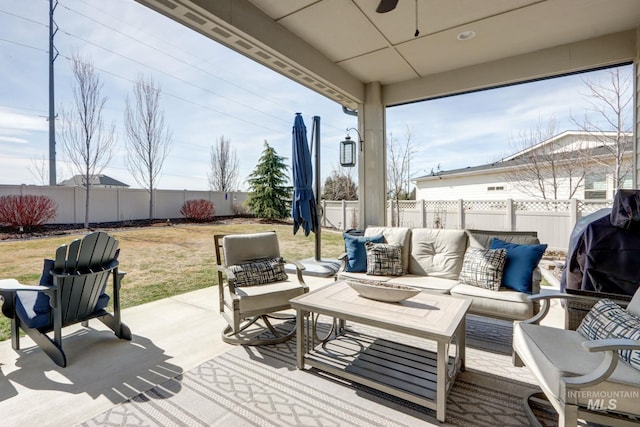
[
  {"left": 0, "top": 184, "right": 613, "bottom": 251},
  {"left": 321, "top": 199, "right": 613, "bottom": 251},
  {"left": 0, "top": 185, "right": 249, "bottom": 224}
]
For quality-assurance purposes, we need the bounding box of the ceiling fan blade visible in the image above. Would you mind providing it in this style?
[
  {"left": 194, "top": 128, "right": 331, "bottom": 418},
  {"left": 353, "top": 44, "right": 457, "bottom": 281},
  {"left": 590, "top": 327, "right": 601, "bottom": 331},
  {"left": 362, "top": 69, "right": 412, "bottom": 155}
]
[{"left": 376, "top": 0, "right": 398, "bottom": 13}]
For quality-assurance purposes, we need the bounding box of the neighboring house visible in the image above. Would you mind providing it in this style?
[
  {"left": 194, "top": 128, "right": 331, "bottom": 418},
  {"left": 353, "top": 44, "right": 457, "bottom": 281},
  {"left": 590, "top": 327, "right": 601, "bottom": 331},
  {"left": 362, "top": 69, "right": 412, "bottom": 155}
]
[
  {"left": 414, "top": 131, "right": 633, "bottom": 201},
  {"left": 59, "top": 174, "right": 130, "bottom": 188}
]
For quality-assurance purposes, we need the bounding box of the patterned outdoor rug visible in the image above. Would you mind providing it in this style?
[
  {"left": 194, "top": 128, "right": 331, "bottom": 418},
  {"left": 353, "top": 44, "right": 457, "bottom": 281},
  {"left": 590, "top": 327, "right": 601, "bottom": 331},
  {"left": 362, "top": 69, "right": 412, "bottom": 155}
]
[{"left": 80, "top": 317, "right": 558, "bottom": 427}]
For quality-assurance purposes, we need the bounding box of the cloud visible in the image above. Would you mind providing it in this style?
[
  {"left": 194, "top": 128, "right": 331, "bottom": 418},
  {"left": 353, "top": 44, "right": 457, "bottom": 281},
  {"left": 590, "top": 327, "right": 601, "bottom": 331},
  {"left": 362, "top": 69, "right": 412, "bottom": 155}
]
[{"left": 0, "top": 136, "right": 28, "bottom": 144}]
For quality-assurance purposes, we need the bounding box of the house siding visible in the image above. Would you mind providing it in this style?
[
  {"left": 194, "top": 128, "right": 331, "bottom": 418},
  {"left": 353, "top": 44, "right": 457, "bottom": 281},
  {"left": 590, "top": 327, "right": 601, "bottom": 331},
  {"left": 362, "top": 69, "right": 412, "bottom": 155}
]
[{"left": 415, "top": 132, "right": 633, "bottom": 201}]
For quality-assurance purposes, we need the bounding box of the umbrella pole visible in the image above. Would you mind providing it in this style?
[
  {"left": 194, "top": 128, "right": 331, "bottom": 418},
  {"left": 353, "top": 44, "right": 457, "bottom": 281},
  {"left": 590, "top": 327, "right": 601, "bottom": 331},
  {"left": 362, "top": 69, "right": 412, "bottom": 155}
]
[{"left": 312, "top": 115, "right": 321, "bottom": 262}]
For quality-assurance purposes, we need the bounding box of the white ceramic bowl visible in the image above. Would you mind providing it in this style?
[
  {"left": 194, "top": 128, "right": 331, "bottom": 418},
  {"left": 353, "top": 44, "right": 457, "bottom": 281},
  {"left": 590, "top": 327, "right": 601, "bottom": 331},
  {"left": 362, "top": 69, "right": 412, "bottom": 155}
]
[{"left": 347, "top": 280, "right": 420, "bottom": 303}]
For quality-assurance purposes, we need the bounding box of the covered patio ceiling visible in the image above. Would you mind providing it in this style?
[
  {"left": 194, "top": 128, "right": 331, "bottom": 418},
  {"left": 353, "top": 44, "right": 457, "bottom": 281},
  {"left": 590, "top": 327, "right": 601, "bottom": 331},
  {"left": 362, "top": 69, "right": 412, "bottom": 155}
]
[
  {"left": 134, "top": 0, "right": 639, "bottom": 109},
  {"left": 134, "top": 0, "right": 639, "bottom": 227}
]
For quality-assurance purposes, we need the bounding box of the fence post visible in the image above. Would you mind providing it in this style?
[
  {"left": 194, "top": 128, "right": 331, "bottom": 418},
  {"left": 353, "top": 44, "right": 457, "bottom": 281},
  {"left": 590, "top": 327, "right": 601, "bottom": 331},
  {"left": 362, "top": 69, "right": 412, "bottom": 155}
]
[
  {"left": 420, "top": 199, "right": 426, "bottom": 227},
  {"left": 570, "top": 198, "right": 578, "bottom": 231},
  {"left": 322, "top": 200, "right": 327, "bottom": 227},
  {"left": 506, "top": 198, "right": 514, "bottom": 231},
  {"left": 342, "top": 199, "right": 347, "bottom": 231},
  {"left": 457, "top": 199, "right": 464, "bottom": 229},
  {"left": 116, "top": 188, "right": 121, "bottom": 221}
]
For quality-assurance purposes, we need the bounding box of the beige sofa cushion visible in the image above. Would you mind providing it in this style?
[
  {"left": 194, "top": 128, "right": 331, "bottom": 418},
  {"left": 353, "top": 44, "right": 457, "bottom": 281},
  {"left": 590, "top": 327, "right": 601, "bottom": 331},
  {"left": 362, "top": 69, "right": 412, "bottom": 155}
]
[
  {"left": 365, "top": 227, "right": 411, "bottom": 273},
  {"left": 514, "top": 322, "right": 640, "bottom": 416},
  {"left": 450, "top": 283, "right": 533, "bottom": 320},
  {"left": 408, "top": 228, "right": 467, "bottom": 280},
  {"left": 467, "top": 230, "right": 539, "bottom": 249},
  {"left": 336, "top": 271, "right": 391, "bottom": 283},
  {"left": 387, "top": 274, "right": 457, "bottom": 294}
]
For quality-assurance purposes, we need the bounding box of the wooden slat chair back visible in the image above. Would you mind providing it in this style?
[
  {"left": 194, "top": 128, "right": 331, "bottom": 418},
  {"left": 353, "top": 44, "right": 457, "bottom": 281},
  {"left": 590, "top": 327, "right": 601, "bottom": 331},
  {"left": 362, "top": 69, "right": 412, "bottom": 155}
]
[
  {"left": 3, "top": 231, "right": 131, "bottom": 367},
  {"left": 52, "top": 231, "right": 119, "bottom": 327}
]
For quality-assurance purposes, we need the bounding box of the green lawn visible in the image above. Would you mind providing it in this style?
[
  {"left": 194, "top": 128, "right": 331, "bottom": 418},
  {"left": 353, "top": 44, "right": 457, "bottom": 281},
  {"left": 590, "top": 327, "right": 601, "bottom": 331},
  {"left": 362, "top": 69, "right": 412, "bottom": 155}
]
[{"left": 0, "top": 223, "right": 345, "bottom": 341}]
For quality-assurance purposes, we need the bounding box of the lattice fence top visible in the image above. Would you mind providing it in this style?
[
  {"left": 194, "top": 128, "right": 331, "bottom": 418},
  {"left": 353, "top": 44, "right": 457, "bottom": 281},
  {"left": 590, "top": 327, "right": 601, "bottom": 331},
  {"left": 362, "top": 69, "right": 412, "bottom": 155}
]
[
  {"left": 579, "top": 200, "right": 613, "bottom": 214},
  {"left": 463, "top": 200, "right": 507, "bottom": 211},
  {"left": 515, "top": 200, "right": 571, "bottom": 211},
  {"left": 423, "top": 200, "right": 458, "bottom": 210},
  {"left": 392, "top": 200, "right": 418, "bottom": 209}
]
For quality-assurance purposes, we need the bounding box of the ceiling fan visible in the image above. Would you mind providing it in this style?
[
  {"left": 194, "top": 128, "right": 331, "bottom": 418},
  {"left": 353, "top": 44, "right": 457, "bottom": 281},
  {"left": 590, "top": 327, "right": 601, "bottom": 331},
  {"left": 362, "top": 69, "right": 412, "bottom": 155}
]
[
  {"left": 376, "top": 0, "right": 398, "bottom": 13},
  {"left": 376, "top": 0, "right": 420, "bottom": 37}
]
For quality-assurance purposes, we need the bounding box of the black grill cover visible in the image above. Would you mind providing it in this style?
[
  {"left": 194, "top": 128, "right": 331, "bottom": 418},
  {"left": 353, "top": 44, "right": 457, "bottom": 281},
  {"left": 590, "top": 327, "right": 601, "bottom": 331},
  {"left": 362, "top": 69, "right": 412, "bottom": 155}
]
[{"left": 561, "top": 190, "right": 640, "bottom": 296}]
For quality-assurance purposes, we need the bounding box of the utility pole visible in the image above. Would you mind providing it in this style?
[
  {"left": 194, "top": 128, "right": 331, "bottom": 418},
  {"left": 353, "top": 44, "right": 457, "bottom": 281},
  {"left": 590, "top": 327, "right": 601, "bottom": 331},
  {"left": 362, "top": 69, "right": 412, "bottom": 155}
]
[{"left": 48, "top": 0, "right": 59, "bottom": 186}]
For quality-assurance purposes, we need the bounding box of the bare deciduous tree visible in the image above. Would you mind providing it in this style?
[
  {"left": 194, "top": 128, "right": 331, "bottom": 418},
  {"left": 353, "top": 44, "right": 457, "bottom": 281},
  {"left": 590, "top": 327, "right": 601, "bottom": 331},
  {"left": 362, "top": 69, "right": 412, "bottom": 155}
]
[
  {"left": 322, "top": 166, "right": 357, "bottom": 200},
  {"left": 387, "top": 126, "right": 415, "bottom": 225},
  {"left": 208, "top": 136, "right": 239, "bottom": 191},
  {"left": 504, "top": 117, "right": 589, "bottom": 200},
  {"left": 28, "top": 154, "right": 48, "bottom": 186},
  {"left": 571, "top": 67, "right": 633, "bottom": 190},
  {"left": 125, "top": 74, "right": 172, "bottom": 219},
  {"left": 59, "top": 53, "right": 115, "bottom": 228}
]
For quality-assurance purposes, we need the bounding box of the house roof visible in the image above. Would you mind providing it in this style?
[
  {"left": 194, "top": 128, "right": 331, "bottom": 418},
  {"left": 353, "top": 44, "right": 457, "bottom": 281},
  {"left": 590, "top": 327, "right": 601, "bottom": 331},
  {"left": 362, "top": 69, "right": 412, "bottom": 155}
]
[
  {"left": 59, "top": 175, "right": 130, "bottom": 187},
  {"left": 414, "top": 131, "right": 633, "bottom": 182}
]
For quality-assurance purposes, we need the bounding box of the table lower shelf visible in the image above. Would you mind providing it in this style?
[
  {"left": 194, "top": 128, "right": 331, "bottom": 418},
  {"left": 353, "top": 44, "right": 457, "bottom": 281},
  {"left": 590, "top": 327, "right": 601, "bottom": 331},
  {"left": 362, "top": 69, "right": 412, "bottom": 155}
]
[{"left": 303, "top": 329, "right": 458, "bottom": 414}]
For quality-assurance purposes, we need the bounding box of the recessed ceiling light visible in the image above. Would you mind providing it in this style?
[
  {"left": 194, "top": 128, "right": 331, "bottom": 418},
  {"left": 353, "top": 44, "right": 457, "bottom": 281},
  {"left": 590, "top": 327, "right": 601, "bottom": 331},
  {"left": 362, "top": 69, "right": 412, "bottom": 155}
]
[{"left": 457, "top": 31, "right": 476, "bottom": 41}]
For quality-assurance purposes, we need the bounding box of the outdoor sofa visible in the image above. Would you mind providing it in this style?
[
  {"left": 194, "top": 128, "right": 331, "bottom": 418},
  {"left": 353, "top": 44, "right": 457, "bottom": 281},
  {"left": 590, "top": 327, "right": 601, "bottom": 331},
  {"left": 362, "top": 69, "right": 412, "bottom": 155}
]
[{"left": 337, "top": 227, "right": 547, "bottom": 322}]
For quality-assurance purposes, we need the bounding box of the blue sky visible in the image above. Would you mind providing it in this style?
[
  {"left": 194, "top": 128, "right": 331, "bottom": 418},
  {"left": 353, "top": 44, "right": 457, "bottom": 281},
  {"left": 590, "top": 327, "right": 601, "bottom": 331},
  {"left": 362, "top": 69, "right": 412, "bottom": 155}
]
[{"left": 0, "top": 0, "right": 630, "bottom": 191}]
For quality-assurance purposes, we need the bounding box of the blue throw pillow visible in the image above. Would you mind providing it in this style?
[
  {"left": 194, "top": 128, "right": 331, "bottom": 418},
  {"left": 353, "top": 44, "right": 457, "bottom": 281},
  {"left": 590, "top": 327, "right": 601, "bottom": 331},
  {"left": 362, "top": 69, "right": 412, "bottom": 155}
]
[
  {"left": 33, "top": 258, "right": 55, "bottom": 313},
  {"left": 343, "top": 233, "right": 384, "bottom": 272},
  {"left": 489, "top": 238, "right": 547, "bottom": 294}
]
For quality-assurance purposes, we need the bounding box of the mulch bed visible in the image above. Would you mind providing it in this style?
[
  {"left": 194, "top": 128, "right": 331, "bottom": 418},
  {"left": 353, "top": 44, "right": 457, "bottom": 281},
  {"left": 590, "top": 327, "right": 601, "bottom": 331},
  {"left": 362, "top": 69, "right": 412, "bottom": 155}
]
[{"left": 0, "top": 216, "right": 288, "bottom": 241}]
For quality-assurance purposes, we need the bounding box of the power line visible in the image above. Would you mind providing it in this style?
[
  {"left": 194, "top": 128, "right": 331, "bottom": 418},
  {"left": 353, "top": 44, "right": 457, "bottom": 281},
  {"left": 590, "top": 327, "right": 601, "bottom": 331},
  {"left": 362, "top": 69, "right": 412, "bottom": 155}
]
[
  {"left": 0, "top": 8, "right": 48, "bottom": 27},
  {"left": 59, "top": 0, "right": 298, "bottom": 115},
  {"left": 56, "top": 0, "right": 347, "bottom": 133},
  {"left": 0, "top": 37, "right": 48, "bottom": 53}
]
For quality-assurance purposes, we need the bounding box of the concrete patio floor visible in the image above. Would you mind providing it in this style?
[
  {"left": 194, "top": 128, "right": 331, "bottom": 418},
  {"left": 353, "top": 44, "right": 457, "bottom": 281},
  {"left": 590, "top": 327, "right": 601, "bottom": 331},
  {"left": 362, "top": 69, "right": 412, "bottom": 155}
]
[{"left": 0, "top": 276, "right": 563, "bottom": 427}]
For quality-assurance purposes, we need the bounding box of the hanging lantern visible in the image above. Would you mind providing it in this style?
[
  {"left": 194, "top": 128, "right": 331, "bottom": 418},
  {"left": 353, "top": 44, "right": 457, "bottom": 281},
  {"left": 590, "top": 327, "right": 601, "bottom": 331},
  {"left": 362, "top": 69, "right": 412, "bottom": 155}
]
[{"left": 340, "top": 135, "right": 356, "bottom": 167}]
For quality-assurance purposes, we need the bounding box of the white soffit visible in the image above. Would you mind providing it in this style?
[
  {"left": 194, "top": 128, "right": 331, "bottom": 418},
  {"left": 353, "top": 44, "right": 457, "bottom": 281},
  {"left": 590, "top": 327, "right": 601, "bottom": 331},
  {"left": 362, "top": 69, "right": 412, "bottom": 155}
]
[{"left": 137, "top": 0, "right": 640, "bottom": 108}]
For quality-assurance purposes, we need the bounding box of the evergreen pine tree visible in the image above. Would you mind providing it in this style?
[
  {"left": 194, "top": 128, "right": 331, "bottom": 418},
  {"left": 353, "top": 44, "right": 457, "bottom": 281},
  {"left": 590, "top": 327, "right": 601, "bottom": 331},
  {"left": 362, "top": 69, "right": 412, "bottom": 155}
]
[{"left": 246, "top": 141, "right": 291, "bottom": 219}]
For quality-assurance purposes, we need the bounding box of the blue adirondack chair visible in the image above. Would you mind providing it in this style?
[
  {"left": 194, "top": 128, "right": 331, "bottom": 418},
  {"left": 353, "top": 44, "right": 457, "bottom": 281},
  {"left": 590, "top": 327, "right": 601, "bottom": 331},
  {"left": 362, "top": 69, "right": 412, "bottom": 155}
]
[{"left": 0, "top": 231, "right": 131, "bottom": 367}]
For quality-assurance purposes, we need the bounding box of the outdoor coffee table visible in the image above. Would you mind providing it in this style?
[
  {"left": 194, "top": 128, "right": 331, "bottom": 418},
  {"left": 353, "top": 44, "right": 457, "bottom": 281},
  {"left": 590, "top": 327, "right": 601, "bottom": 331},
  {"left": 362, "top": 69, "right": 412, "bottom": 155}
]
[{"left": 289, "top": 280, "right": 471, "bottom": 422}]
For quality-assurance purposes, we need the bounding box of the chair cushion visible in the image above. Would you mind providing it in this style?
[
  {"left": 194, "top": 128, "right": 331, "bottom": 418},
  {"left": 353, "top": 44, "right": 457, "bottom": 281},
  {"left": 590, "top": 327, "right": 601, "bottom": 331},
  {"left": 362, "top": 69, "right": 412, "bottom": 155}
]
[
  {"left": 34, "top": 258, "right": 55, "bottom": 314},
  {"left": 489, "top": 238, "right": 547, "bottom": 294},
  {"left": 458, "top": 247, "right": 507, "bottom": 291},
  {"left": 226, "top": 280, "right": 305, "bottom": 314},
  {"left": 223, "top": 232, "right": 281, "bottom": 266},
  {"left": 577, "top": 299, "right": 640, "bottom": 371},
  {"left": 343, "top": 233, "right": 384, "bottom": 272},
  {"left": 514, "top": 322, "right": 640, "bottom": 415},
  {"left": 16, "top": 291, "right": 110, "bottom": 330},
  {"left": 229, "top": 257, "right": 288, "bottom": 287},
  {"left": 365, "top": 243, "right": 403, "bottom": 276},
  {"left": 365, "top": 227, "right": 411, "bottom": 273},
  {"left": 409, "top": 228, "right": 467, "bottom": 280}
]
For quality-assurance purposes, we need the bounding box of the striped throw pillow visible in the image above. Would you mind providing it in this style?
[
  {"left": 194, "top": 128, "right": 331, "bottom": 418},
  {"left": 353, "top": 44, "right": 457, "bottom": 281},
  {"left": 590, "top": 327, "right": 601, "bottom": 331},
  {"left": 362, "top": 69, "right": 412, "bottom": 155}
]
[
  {"left": 229, "top": 257, "right": 288, "bottom": 287},
  {"left": 458, "top": 247, "right": 507, "bottom": 291},
  {"left": 578, "top": 299, "right": 640, "bottom": 371},
  {"left": 365, "top": 242, "right": 403, "bottom": 276}
]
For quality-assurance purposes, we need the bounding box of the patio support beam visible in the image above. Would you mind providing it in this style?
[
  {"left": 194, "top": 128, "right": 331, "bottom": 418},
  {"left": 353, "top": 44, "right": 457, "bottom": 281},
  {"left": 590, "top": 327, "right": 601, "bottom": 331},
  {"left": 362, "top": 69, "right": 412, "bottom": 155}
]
[
  {"left": 358, "top": 82, "right": 387, "bottom": 227},
  {"left": 384, "top": 30, "right": 638, "bottom": 107}
]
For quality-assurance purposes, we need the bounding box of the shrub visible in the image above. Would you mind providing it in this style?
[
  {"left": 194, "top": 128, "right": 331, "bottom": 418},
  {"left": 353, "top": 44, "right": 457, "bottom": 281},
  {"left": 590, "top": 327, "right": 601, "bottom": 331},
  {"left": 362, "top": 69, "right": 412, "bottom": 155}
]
[
  {"left": 180, "top": 199, "right": 215, "bottom": 222},
  {"left": 0, "top": 194, "right": 57, "bottom": 228}
]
